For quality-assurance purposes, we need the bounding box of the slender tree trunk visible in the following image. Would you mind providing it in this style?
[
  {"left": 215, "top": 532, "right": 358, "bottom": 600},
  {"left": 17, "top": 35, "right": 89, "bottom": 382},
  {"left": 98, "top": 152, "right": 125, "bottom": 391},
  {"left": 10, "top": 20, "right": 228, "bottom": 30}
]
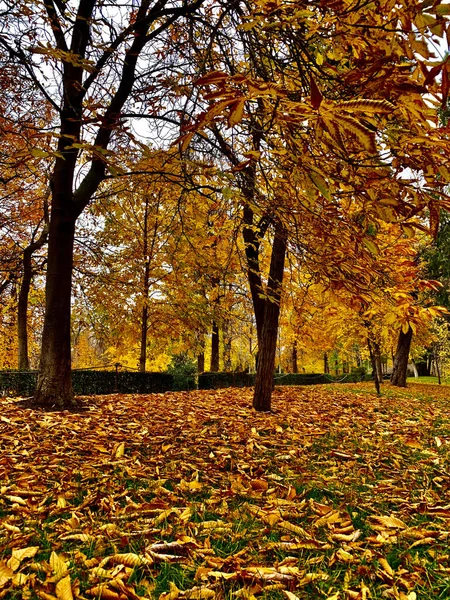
[
  {"left": 210, "top": 321, "right": 220, "bottom": 371},
  {"left": 17, "top": 250, "right": 32, "bottom": 371},
  {"left": 139, "top": 198, "right": 151, "bottom": 372},
  {"left": 139, "top": 305, "right": 148, "bottom": 372},
  {"left": 324, "top": 352, "right": 329, "bottom": 374},
  {"left": 372, "top": 340, "right": 383, "bottom": 383},
  {"left": 411, "top": 359, "right": 419, "bottom": 378},
  {"left": 367, "top": 338, "right": 380, "bottom": 395},
  {"left": 223, "top": 319, "right": 232, "bottom": 371},
  {"left": 390, "top": 326, "right": 413, "bottom": 387},
  {"left": 18, "top": 195, "right": 49, "bottom": 371},
  {"left": 291, "top": 341, "right": 298, "bottom": 374},
  {"left": 253, "top": 223, "right": 287, "bottom": 411}
]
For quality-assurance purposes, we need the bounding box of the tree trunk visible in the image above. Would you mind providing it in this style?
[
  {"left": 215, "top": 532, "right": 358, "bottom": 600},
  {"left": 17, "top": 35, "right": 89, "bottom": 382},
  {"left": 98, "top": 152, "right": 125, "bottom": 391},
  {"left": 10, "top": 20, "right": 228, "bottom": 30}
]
[
  {"left": 17, "top": 249, "right": 32, "bottom": 371},
  {"left": 139, "top": 304, "right": 148, "bottom": 372},
  {"left": 390, "top": 326, "right": 413, "bottom": 387},
  {"left": 197, "top": 351, "right": 205, "bottom": 373},
  {"left": 324, "top": 352, "right": 329, "bottom": 374},
  {"left": 291, "top": 341, "right": 298, "bottom": 374},
  {"left": 372, "top": 340, "right": 383, "bottom": 383},
  {"left": 210, "top": 321, "right": 220, "bottom": 371},
  {"left": 34, "top": 215, "right": 76, "bottom": 407},
  {"left": 139, "top": 198, "right": 151, "bottom": 372},
  {"left": 223, "top": 319, "right": 232, "bottom": 371},
  {"left": 367, "top": 338, "right": 380, "bottom": 395},
  {"left": 253, "top": 223, "right": 287, "bottom": 411},
  {"left": 18, "top": 195, "right": 49, "bottom": 371}
]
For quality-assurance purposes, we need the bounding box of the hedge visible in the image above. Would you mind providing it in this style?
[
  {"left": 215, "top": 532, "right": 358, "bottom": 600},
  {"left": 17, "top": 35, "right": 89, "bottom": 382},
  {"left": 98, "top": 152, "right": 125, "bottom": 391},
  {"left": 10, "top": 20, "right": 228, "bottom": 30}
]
[
  {"left": 198, "top": 371, "right": 371, "bottom": 390},
  {"left": 0, "top": 369, "right": 372, "bottom": 397},
  {"left": 0, "top": 370, "right": 173, "bottom": 397}
]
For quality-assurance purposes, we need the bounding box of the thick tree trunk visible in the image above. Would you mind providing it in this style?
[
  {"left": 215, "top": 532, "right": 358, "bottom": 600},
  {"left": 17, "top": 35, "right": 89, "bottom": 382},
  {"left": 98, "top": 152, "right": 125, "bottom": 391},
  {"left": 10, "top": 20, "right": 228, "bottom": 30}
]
[
  {"left": 34, "top": 215, "right": 76, "bottom": 407},
  {"left": 390, "top": 326, "right": 413, "bottom": 387},
  {"left": 197, "top": 351, "right": 205, "bottom": 373},
  {"left": 210, "top": 321, "right": 220, "bottom": 371},
  {"left": 253, "top": 223, "right": 287, "bottom": 412}
]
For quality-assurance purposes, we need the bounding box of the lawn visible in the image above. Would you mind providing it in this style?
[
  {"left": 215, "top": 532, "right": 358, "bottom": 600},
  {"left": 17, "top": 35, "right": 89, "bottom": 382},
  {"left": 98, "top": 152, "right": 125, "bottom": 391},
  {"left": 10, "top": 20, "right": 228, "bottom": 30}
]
[{"left": 1, "top": 382, "right": 450, "bottom": 599}]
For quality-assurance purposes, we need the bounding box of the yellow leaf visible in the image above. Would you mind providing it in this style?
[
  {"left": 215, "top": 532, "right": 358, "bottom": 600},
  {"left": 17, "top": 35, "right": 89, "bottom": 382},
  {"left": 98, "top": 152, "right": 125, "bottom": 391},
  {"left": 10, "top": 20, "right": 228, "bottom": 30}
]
[
  {"left": 57, "top": 495, "right": 67, "bottom": 508},
  {"left": 378, "top": 557, "right": 394, "bottom": 576},
  {"left": 5, "top": 495, "right": 27, "bottom": 505},
  {"left": 228, "top": 99, "right": 246, "bottom": 127},
  {"left": 86, "top": 584, "right": 122, "bottom": 599},
  {"left": 363, "top": 238, "right": 379, "bottom": 255},
  {"left": 115, "top": 442, "right": 125, "bottom": 458},
  {"left": 7, "top": 547, "right": 39, "bottom": 571},
  {"left": 278, "top": 520, "right": 310, "bottom": 538},
  {"left": 50, "top": 552, "right": 69, "bottom": 581},
  {"left": 184, "top": 586, "right": 215, "bottom": 599},
  {"left": 159, "top": 581, "right": 181, "bottom": 600},
  {"left": 0, "top": 561, "right": 14, "bottom": 588},
  {"left": 333, "top": 114, "right": 377, "bottom": 153},
  {"left": 103, "top": 553, "right": 152, "bottom": 568},
  {"left": 335, "top": 548, "right": 354, "bottom": 562},
  {"left": 187, "top": 480, "right": 202, "bottom": 491},
  {"left": 338, "top": 99, "right": 395, "bottom": 113},
  {"left": 56, "top": 575, "right": 74, "bottom": 600},
  {"left": 370, "top": 515, "right": 407, "bottom": 529},
  {"left": 308, "top": 171, "right": 331, "bottom": 201}
]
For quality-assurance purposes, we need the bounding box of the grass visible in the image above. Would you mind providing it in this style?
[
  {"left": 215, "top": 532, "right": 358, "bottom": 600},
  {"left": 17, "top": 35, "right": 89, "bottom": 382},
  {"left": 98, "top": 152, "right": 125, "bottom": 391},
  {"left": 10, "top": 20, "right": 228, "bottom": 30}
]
[
  {"left": 0, "top": 383, "right": 450, "bottom": 599},
  {"left": 406, "top": 375, "right": 450, "bottom": 384}
]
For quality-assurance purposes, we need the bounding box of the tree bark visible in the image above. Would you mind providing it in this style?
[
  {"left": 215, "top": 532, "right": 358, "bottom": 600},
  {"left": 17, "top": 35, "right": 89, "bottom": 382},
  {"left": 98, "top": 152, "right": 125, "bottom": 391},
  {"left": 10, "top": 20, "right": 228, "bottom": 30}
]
[
  {"left": 367, "top": 338, "right": 380, "bottom": 395},
  {"left": 139, "top": 197, "right": 151, "bottom": 372},
  {"left": 324, "top": 352, "right": 329, "bottom": 374},
  {"left": 197, "top": 351, "right": 205, "bottom": 373},
  {"left": 17, "top": 249, "right": 32, "bottom": 371},
  {"left": 210, "top": 321, "right": 220, "bottom": 371},
  {"left": 390, "top": 326, "right": 413, "bottom": 387},
  {"left": 372, "top": 340, "right": 383, "bottom": 383},
  {"left": 223, "top": 319, "right": 232, "bottom": 371},
  {"left": 34, "top": 215, "right": 76, "bottom": 407},
  {"left": 18, "top": 198, "right": 49, "bottom": 371},
  {"left": 291, "top": 341, "right": 298, "bottom": 374},
  {"left": 253, "top": 223, "right": 287, "bottom": 411}
]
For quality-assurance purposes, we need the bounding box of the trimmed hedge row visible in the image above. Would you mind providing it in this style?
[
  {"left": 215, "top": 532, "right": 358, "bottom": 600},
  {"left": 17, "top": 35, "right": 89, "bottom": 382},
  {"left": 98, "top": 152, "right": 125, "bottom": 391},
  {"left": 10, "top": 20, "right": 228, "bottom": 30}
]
[
  {"left": 0, "top": 370, "right": 174, "bottom": 397},
  {"left": 0, "top": 369, "right": 371, "bottom": 397}
]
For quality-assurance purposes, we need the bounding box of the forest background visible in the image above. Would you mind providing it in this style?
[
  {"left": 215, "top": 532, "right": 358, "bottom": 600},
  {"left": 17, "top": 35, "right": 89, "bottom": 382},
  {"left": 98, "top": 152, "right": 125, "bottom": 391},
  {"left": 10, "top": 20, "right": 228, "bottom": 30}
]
[{"left": 1, "top": 0, "right": 450, "bottom": 410}]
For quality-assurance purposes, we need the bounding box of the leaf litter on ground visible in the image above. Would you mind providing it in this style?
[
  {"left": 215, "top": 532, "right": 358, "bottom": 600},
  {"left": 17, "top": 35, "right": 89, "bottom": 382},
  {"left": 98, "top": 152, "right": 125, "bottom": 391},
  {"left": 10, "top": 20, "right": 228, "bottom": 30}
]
[{"left": 1, "top": 382, "right": 450, "bottom": 599}]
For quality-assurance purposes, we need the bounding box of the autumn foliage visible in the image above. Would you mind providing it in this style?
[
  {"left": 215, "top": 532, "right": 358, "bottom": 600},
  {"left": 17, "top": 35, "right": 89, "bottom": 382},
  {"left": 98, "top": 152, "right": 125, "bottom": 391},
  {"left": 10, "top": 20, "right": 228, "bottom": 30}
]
[{"left": 1, "top": 383, "right": 450, "bottom": 598}]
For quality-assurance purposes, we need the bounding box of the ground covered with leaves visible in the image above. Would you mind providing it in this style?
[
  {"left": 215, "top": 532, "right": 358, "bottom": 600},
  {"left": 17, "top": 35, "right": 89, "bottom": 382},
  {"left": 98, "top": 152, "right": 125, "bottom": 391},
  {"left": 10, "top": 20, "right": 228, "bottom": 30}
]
[{"left": 1, "top": 383, "right": 450, "bottom": 600}]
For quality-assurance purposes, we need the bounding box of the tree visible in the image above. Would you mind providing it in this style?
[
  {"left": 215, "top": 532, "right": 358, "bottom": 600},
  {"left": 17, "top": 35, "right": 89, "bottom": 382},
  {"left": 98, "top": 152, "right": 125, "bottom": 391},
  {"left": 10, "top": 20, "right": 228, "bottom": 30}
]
[
  {"left": 181, "top": 0, "right": 450, "bottom": 409},
  {"left": 1, "top": 0, "right": 206, "bottom": 407}
]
